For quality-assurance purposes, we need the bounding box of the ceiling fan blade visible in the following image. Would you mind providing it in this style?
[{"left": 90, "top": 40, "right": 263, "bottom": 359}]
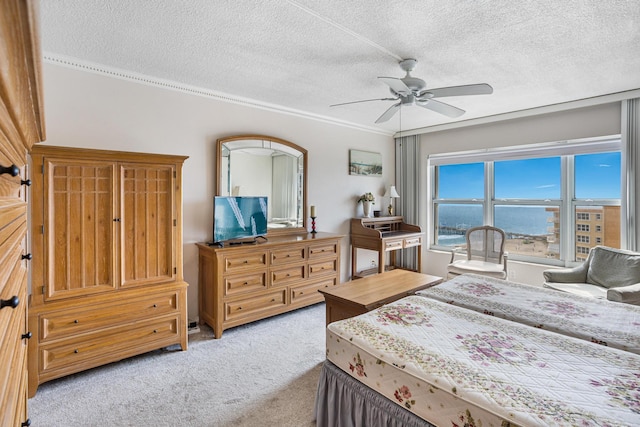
[
  {"left": 417, "top": 99, "right": 465, "bottom": 118},
  {"left": 378, "top": 77, "right": 412, "bottom": 96},
  {"left": 424, "top": 83, "right": 493, "bottom": 98},
  {"left": 375, "top": 102, "right": 401, "bottom": 123},
  {"left": 330, "top": 97, "right": 397, "bottom": 107}
]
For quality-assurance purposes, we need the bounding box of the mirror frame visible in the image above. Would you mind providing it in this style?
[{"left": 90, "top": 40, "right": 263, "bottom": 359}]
[{"left": 216, "top": 134, "right": 308, "bottom": 236}]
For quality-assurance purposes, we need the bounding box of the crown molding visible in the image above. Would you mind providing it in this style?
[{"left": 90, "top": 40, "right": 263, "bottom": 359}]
[
  {"left": 397, "top": 88, "right": 640, "bottom": 138},
  {"left": 43, "top": 53, "right": 393, "bottom": 137}
]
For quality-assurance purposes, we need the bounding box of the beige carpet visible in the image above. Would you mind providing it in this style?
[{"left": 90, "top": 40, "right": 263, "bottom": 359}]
[{"left": 28, "top": 303, "right": 326, "bottom": 426}]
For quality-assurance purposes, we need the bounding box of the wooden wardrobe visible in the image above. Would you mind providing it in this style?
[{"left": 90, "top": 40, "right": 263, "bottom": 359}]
[
  {"left": 28, "top": 146, "right": 189, "bottom": 396},
  {"left": 0, "top": 0, "right": 45, "bottom": 425}
]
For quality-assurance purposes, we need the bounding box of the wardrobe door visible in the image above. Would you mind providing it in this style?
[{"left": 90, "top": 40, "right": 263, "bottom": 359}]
[
  {"left": 120, "top": 164, "right": 176, "bottom": 288},
  {"left": 42, "top": 158, "right": 117, "bottom": 300}
]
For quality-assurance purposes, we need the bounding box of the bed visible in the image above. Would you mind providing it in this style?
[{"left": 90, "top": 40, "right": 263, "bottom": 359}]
[
  {"left": 314, "top": 296, "right": 640, "bottom": 427},
  {"left": 416, "top": 273, "right": 640, "bottom": 354}
]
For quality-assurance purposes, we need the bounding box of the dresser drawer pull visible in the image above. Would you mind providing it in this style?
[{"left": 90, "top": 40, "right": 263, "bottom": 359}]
[
  {"left": 74, "top": 349, "right": 79, "bottom": 354},
  {"left": 22, "top": 253, "right": 32, "bottom": 260},
  {"left": 21, "top": 178, "right": 31, "bottom": 186},
  {"left": 237, "top": 306, "right": 242, "bottom": 310},
  {"left": 21, "top": 418, "right": 31, "bottom": 427},
  {"left": 0, "top": 164, "right": 19, "bottom": 176},
  {"left": 271, "top": 298, "right": 276, "bottom": 302},
  {"left": 22, "top": 332, "right": 32, "bottom": 340},
  {"left": 153, "top": 329, "right": 158, "bottom": 333},
  {"left": 74, "top": 319, "right": 79, "bottom": 323},
  {"left": 243, "top": 260, "right": 249, "bottom": 264},
  {"left": 0, "top": 295, "right": 19, "bottom": 309},
  {"left": 243, "top": 282, "right": 248, "bottom": 286},
  {"left": 153, "top": 304, "right": 158, "bottom": 308}
]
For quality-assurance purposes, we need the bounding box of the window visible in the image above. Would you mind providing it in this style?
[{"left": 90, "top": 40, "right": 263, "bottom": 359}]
[
  {"left": 596, "top": 237, "right": 602, "bottom": 244},
  {"left": 431, "top": 137, "right": 621, "bottom": 265}
]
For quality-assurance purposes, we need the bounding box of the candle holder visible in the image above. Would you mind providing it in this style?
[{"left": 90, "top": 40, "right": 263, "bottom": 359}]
[{"left": 310, "top": 216, "right": 317, "bottom": 234}]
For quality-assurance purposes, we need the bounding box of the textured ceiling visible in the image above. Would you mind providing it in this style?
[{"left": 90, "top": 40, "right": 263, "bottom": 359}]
[{"left": 39, "top": 0, "right": 640, "bottom": 134}]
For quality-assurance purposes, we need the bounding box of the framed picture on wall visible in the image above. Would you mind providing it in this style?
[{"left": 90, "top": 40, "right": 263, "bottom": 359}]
[{"left": 349, "top": 149, "right": 382, "bottom": 176}]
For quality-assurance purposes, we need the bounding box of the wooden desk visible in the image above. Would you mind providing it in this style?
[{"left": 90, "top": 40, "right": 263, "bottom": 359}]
[
  {"left": 318, "top": 270, "right": 442, "bottom": 325},
  {"left": 350, "top": 216, "right": 423, "bottom": 279}
]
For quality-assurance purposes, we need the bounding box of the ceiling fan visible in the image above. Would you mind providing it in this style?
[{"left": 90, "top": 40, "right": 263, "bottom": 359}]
[{"left": 331, "top": 59, "right": 493, "bottom": 124}]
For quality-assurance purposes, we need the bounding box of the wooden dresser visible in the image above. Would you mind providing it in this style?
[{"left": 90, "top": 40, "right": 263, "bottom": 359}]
[
  {"left": 28, "top": 146, "right": 189, "bottom": 397},
  {"left": 0, "top": 1, "right": 45, "bottom": 424},
  {"left": 197, "top": 232, "right": 342, "bottom": 338}
]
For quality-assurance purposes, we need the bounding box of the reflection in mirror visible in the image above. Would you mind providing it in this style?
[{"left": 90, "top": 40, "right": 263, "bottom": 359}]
[{"left": 217, "top": 136, "right": 307, "bottom": 233}]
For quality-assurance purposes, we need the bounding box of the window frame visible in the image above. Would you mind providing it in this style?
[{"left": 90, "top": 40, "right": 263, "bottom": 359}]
[{"left": 430, "top": 136, "right": 621, "bottom": 266}]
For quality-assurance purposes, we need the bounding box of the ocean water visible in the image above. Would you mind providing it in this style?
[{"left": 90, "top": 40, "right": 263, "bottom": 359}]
[{"left": 437, "top": 205, "right": 552, "bottom": 245}]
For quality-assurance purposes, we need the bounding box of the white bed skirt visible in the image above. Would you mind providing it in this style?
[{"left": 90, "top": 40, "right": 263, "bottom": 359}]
[{"left": 313, "top": 360, "right": 434, "bottom": 427}]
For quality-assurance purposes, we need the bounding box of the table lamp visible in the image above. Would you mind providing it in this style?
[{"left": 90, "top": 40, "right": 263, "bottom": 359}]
[{"left": 384, "top": 185, "right": 400, "bottom": 215}]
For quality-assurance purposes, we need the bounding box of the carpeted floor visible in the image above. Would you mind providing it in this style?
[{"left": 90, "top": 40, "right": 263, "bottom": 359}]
[{"left": 28, "top": 303, "right": 327, "bottom": 426}]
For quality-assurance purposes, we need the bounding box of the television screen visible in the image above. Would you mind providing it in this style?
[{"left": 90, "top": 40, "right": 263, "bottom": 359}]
[{"left": 213, "top": 196, "right": 268, "bottom": 244}]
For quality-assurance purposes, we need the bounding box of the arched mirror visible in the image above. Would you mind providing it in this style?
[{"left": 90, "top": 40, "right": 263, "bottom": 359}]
[{"left": 217, "top": 135, "right": 307, "bottom": 235}]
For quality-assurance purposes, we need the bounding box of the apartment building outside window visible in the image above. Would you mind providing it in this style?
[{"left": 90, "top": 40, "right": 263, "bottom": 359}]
[{"left": 430, "top": 137, "right": 621, "bottom": 265}]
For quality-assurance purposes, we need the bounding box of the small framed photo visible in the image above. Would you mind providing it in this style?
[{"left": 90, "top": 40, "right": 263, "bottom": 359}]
[{"left": 349, "top": 149, "right": 382, "bottom": 176}]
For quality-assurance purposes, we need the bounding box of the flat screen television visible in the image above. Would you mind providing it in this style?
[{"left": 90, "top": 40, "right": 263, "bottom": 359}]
[{"left": 213, "top": 196, "right": 268, "bottom": 245}]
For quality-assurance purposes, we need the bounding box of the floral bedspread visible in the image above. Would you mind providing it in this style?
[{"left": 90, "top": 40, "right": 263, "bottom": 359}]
[
  {"left": 326, "top": 296, "right": 640, "bottom": 427},
  {"left": 416, "top": 273, "right": 640, "bottom": 354}
]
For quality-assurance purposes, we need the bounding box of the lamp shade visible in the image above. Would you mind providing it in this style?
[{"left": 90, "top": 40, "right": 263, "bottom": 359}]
[{"left": 384, "top": 185, "right": 400, "bottom": 198}]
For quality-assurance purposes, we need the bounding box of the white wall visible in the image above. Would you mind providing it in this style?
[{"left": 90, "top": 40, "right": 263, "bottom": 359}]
[
  {"left": 418, "top": 103, "right": 623, "bottom": 285},
  {"left": 40, "top": 63, "right": 394, "bottom": 318}
]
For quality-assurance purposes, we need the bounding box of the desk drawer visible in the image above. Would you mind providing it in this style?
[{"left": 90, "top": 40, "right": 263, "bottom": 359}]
[
  {"left": 404, "top": 236, "right": 422, "bottom": 248},
  {"left": 384, "top": 239, "right": 403, "bottom": 251}
]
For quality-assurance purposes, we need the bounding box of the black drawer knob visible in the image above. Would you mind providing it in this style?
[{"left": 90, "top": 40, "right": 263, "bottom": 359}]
[
  {"left": 22, "top": 253, "right": 32, "bottom": 261},
  {"left": 21, "top": 419, "right": 31, "bottom": 427},
  {"left": 0, "top": 164, "right": 19, "bottom": 176},
  {"left": 0, "top": 296, "right": 19, "bottom": 309},
  {"left": 22, "top": 332, "right": 32, "bottom": 340},
  {"left": 21, "top": 179, "right": 31, "bottom": 186}
]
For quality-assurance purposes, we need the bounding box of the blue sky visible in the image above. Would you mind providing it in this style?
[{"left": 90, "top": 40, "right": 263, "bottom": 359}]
[{"left": 438, "top": 152, "right": 621, "bottom": 199}]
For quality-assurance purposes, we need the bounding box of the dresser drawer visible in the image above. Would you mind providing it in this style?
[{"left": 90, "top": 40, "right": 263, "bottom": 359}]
[
  {"left": 38, "top": 315, "right": 180, "bottom": 380},
  {"left": 271, "top": 264, "right": 306, "bottom": 286},
  {"left": 308, "top": 242, "right": 339, "bottom": 259},
  {"left": 225, "top": 289, "right": 287, "bottom": 322},
  {"left": 38, "top": 291, "right": 181, "bottom": 342},
  {"left": 224, "top": 271, "right": 267, "bottom": 296},
  {"left": 309, "top": 259, "right": 337, "bottom": 278},
  {"left": 290, "top": 277, "right": 337, "bottom": 306},
  {"left": 223, "top": 251, "right": 268, "bottom": 273},
  {"left": 270, "top": 247, "right": 305, "bottom": 266}
]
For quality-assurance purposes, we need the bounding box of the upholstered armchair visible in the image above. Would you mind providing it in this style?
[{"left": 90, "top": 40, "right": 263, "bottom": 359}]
[{"left": 543, "top": 246, "right": 640, "bottom": 305}]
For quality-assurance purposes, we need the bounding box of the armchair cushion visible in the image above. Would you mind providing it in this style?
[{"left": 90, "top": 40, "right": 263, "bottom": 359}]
[
  {"left": 607, "top": 283, "right": 640, "bottom": 305},
  {"left": 543, "top": 282, "right": 608, "bottom": 299},
  {"left": 586, "top": 247, "right": 640, "bottom": 288}
]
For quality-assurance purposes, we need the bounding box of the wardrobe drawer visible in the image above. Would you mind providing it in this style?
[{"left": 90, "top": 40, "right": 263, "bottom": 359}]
[
  {"left": 271, "top": 264, "right": 305, "bottom": 286},
  {"left": 38, "top": 315, "right": 180, "bottom": 379},
  {"left": 225, "top": 289, "right": 286, "bottom": 322},
  {"left": 223, "top": 251, "right": 268, "bottom": 273},
  {"left": 38, "top": 291, "right": 180, "bottom": 342},
  {"left": 224, "top": 271, "right": 268, "bottom": 296},
  {"left": 270, "top": 247, "right": 305, "bottom": 266}
]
